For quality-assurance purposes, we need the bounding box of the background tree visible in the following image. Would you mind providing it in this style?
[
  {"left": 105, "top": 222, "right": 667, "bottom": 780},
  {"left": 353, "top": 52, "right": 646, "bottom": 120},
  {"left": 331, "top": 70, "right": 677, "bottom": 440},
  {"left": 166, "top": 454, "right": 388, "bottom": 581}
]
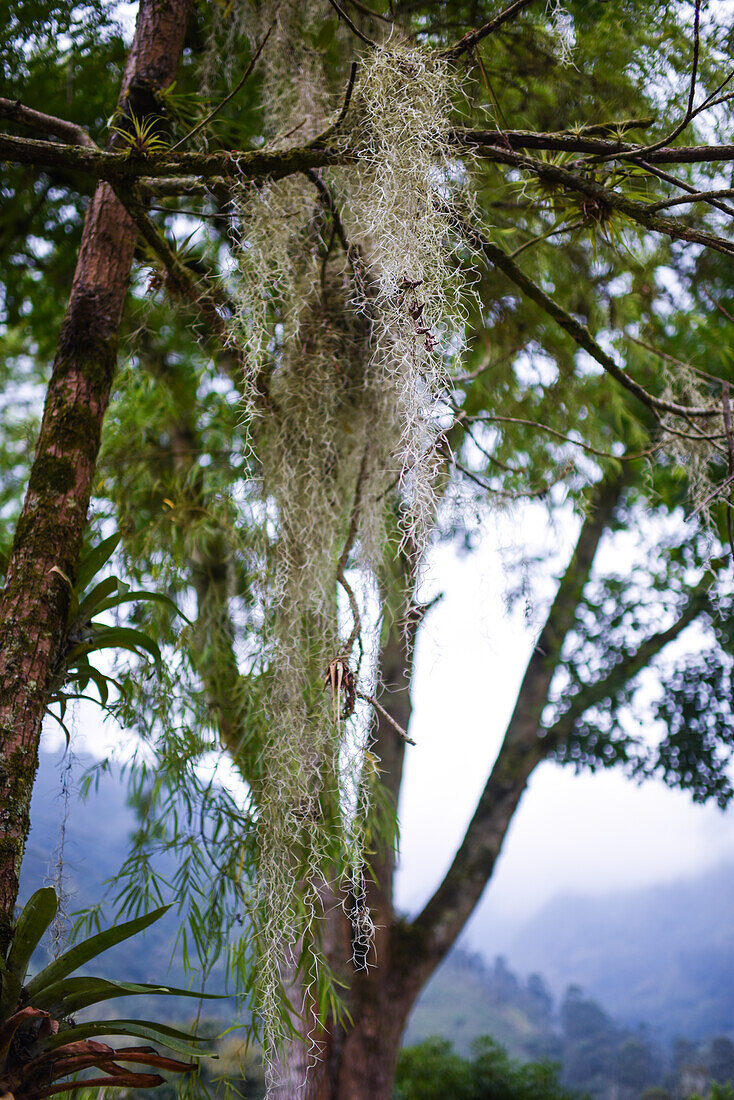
[{"left": 4, "top": 3, "right": 734, "bottom": 1100}]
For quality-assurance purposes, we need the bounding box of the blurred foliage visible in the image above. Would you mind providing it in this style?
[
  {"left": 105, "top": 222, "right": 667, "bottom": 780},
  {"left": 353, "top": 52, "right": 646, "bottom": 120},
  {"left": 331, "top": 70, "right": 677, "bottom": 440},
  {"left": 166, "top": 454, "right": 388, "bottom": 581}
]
[{"left": 394, "top": 1035, "right": 580, "bottom": 1100}]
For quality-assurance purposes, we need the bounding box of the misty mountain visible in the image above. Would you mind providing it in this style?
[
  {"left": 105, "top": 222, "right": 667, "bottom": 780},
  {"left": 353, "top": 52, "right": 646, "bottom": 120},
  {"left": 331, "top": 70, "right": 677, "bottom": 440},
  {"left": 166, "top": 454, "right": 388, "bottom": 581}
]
[{"left": 471, "top": 866, "right": 734, "bottom": 1041}]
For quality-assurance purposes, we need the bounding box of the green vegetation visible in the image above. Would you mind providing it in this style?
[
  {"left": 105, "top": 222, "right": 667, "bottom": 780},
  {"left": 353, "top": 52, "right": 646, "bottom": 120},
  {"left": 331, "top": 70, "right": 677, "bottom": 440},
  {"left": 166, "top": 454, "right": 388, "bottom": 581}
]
[{"left": 394, "top": 1037, "right": 578, "bottom": 1100}]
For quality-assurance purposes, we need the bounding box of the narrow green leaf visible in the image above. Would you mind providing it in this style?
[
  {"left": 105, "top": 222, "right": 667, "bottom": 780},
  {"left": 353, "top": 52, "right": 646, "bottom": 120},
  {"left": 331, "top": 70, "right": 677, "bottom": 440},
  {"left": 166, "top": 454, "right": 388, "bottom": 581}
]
[
  {"left": 74, "top": 576, "right": 122, "bottom": 624},
  {"left": 76, "top": 533, "right": 121, "bottom": 593},
  {"left": 87, "top": 625, "right": 162, "bottom": 664},
  {"left": 33, "top": 977, "right": 222, "bottom": 1017},
  {"left": 91, "top": 590, "right": 192, "bottom": 624},
  {"left": 24, "top": 904, "right": 171, "bottom": 1000},
  {"left": 0, "top": 963, "right": 22, "bottom": 1021},
  {"left": 6, "top": 888, "right": 58, "bottom": 984}
]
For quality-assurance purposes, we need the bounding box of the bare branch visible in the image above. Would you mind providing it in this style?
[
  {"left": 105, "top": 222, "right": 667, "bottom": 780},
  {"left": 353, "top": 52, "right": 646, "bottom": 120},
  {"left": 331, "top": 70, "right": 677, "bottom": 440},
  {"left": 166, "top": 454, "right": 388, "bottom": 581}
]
[
  {"left": 356, "top": 691, "right": 415, "bottom": 745},
  {"left": 647, "top": 186, "right": 734, "bottom": 212},
  {"left": 544, "top": 586, "right": 713, "bottom": 749},
  {"left": 635, "top": 159, "right": 734, "bottom": 220},
  {"left": 440, "top": 0, "right": 536, "bottom": 60},
  {"left": 326, "top": 0, "right": 377, "bottom": 47},
  {"left": 0, "top": 96, "right": 96, "bottom": 148},
  {"left": 461, "top": 411, "right": 661, "bottom": 462},
  {"left": 598, "top": 0, "right": 702, "bottom": 162}
]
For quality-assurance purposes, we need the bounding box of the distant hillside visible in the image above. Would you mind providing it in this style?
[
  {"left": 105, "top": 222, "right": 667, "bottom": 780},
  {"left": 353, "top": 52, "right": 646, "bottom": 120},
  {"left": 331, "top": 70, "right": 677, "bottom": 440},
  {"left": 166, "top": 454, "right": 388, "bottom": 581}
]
[
  {"left": 474, "top": 867, "right": 734, "bottom": 1041},
  {"left": 405, "top": 952, "right": 560, "bottom": 1062}
]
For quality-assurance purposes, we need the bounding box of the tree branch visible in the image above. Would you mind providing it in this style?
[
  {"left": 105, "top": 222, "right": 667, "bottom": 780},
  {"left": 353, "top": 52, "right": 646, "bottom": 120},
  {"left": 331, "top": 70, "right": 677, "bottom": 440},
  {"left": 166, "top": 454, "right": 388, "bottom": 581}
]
[
  {"left": 0, "top": 130, "right": 350, "bottom": 184},
  {"left": 454, "top": 127, "right": 734, "bottom": 166},
  {"left": 457, "top": 219, "right": 720, "bottom": 419},
  {"left": 543, "top": 584, "right": 713, "bottom": 749},
  {"left": 326, "top": 0, "right": 377, "bottom": 46},
  {"left": 407, "top": 473, "right": 625, "bottom": 970},
  {"left": 440, "top": 0, "right": 536, "bottom": 60},
  {"left": 0, "top": 96, "right": 97, "bottom": 148},
  {"left": 499, "top": 147, "right": 734, "bottom": 258}
]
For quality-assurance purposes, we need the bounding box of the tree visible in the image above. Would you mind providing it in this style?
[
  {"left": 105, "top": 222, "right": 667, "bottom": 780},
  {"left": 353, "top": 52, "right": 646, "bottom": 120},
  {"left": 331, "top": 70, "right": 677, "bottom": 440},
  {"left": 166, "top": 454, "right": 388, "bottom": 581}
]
[
  {"left": 393, "top": 1035, "right": 579, "bottom": 1100},
  {"left": 3, "top": 3, "right": 734, "bottom": 1100}
]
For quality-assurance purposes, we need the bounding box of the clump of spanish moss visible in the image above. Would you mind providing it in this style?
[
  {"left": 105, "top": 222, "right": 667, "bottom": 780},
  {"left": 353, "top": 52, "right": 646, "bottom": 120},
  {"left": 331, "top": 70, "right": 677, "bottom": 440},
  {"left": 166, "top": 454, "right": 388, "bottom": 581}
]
[
  {"left": 341, "top": 41, "right": 472, "bottom": 545},
  {"left": 228, "top": 32, "right": 477, "bottom": 1078}
]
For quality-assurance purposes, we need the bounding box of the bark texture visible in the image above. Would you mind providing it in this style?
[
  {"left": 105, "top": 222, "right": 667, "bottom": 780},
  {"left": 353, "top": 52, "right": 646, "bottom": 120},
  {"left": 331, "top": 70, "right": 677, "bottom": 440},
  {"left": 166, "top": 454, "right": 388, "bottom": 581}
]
[{"left": 0, "top": 0, "right": 190, "bottom": 952}]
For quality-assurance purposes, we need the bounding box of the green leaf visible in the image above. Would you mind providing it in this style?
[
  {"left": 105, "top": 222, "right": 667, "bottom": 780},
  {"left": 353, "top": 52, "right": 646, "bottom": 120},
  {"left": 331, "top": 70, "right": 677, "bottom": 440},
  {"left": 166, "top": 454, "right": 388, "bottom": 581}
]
[
  {"left": 6, "top": 888, "right": 58, "bottom": 984},
  {"left": 91, "top": 589, "right": 191, "bottom": 625},
  {"left": 0, "top": 960, "right": 22, "bottom": 1021},
  {"left": 24, "top": 904, "right": 171, "bottom": 1001},
  {"left": 74, "top": 575, "right": 122, "bottom": 624},
  {"left": 88, "top": 624, "right": 162, "bottom": 664},
  {"left": 33, "top": 977, "right": 223, "bottom": 1017},
  {"left": 65, "top": 626, "right": 162, "bottom": 668},
  {"left": 76, "top": 533, "right": 121, "bottom": 593},
  {"left": 43, "top": 1019, "right": 212, "bottom": 1059}
]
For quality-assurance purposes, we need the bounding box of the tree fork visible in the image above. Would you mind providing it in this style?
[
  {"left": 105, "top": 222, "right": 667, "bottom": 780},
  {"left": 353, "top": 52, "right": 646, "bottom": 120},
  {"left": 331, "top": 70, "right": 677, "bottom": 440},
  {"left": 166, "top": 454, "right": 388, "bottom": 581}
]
[{"left": 0, "top": 0, "right": 191, "bottom": 953}]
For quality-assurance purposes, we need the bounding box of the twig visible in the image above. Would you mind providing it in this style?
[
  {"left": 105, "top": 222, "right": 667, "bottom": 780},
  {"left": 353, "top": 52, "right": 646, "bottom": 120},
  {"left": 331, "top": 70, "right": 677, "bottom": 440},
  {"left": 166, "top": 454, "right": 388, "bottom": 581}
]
[
  {"left": 454, "top": 458, "right": 560, "bottom": 500},
  {"left": 594, "top": 0, "right": 702, "bottom": 164},
  {"left": 508, "top": 218, "right": 583, "bottom": 258},
  {"left": 702, "top": 288, "right": 734, "bottom": 327},
  {"left": 170, "top": 25, "right": 272, "bottom": 152},
  {"left": 440, "top": 0, "right": 536, "bottom": 60},
  {"left": 461, "top": 412, "right": 661, "bottom": 462},
  {"left": 628, "top": 333, "right": 726, "bottom": 386},
  {"left": 306, "top": 62, "right": 359, "bottom": 153},
  {"left": 305, "top": 168, "right": 351, "bottom": 252},
  {"left": 326, "top": 0, "right": 376, "bottom": 47},
  {"left": 450, "top": 344, "right": 525, "bottom": 387},
  {"left": 326, "top": 62, "right": 358, "bottom": 136},
  {"left": 356, "top": 691, "right": 415, "bottom": 745},
  {"left": 646, "top": 187, "right": 734, "bottom": 212},
  {"left": 342, "top": 0, "right": 392, "bottom": 22},
  {"left": 691, "top": 471, "right": 734, "bottom": 517},
  {"left": 635, "top": 159, "right": 734, "bottom": 220}
]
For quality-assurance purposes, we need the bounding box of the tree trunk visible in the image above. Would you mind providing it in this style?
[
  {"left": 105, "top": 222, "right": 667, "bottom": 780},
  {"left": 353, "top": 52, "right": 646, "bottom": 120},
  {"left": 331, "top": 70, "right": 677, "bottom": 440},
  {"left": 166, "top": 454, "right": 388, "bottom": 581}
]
[{"left": 0, "top": 0, "right": 190, "bottom": 952}]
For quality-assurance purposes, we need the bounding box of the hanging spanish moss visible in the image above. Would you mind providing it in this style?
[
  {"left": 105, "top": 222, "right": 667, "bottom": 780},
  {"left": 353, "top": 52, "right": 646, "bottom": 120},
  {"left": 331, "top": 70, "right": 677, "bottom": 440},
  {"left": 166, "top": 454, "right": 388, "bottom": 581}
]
[{"left": 225, "top": 16, "right": 477, "bottom": 1077}]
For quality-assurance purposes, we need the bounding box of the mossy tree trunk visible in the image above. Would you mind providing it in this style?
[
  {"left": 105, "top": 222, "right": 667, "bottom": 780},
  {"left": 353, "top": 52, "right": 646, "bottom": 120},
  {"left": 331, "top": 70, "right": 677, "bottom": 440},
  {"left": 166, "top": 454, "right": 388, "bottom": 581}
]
[{"left": 0, "top": 0, "right": 190, "bottom": 954}]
